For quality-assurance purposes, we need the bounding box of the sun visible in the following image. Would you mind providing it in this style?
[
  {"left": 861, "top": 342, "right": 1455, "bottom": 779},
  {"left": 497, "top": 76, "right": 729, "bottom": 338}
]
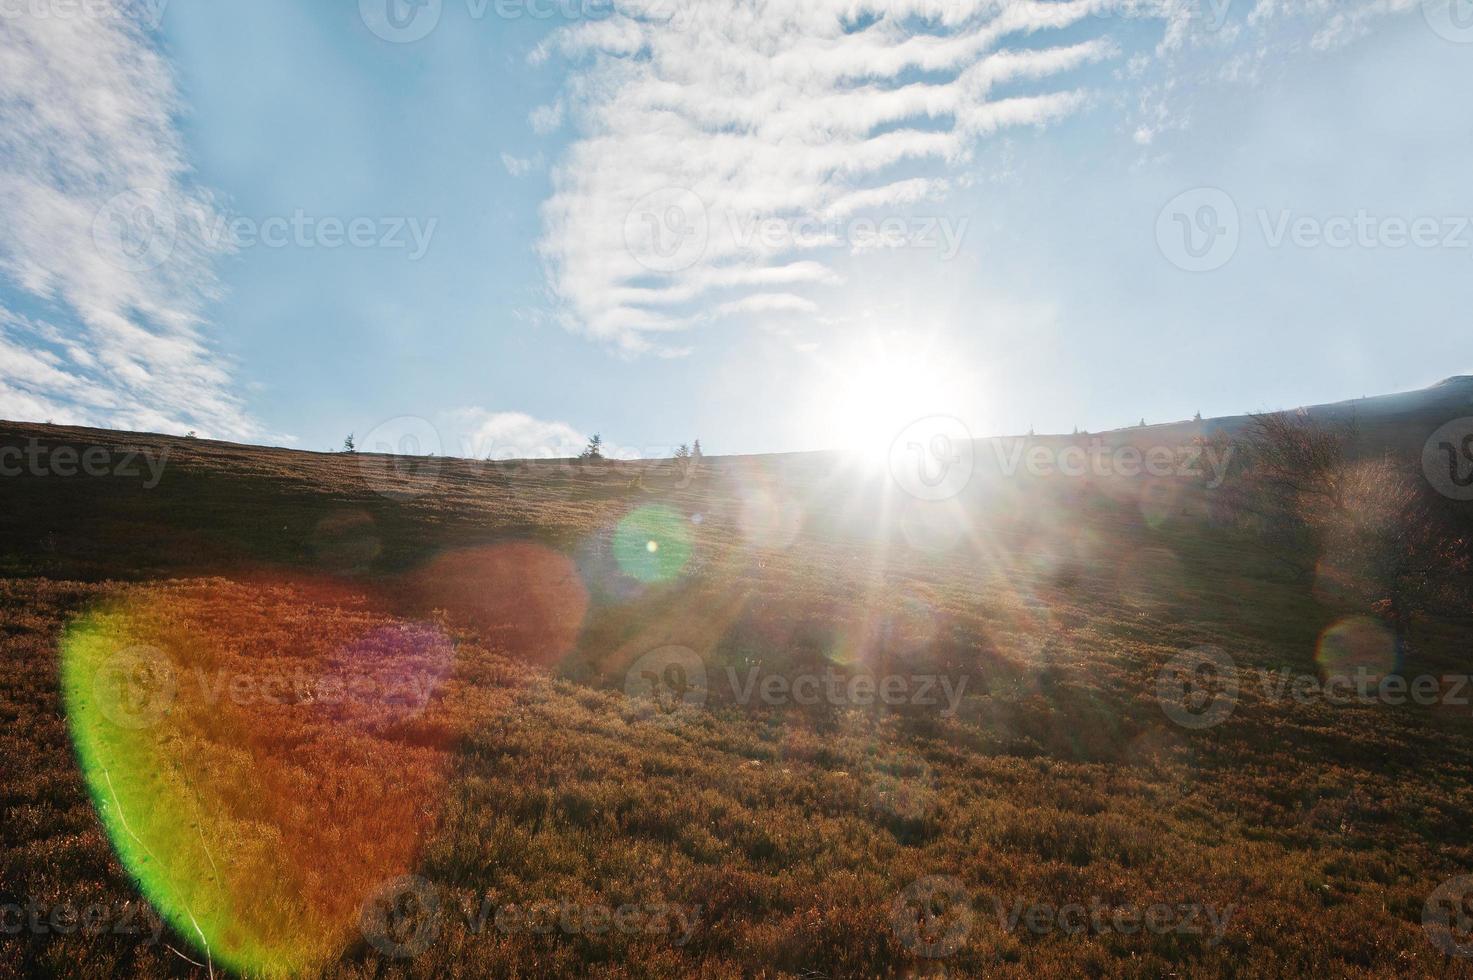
[{"left": 817, "top": 343, "right": 977, "bottom": 465}]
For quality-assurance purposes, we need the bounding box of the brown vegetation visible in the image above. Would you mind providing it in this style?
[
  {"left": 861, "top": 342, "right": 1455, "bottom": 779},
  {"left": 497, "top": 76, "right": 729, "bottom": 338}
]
[{"left": 1, "top": 419, "right": 1472, "bottom": 978}]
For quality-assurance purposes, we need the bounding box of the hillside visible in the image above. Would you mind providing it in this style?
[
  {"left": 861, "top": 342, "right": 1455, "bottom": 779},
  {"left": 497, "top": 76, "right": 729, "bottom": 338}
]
[
  {"left": 3, "top": 391, "right": 1473, "bottom": 978},
  {"left": 994, "top": 375, "right": 1473, "bottom": 457}
]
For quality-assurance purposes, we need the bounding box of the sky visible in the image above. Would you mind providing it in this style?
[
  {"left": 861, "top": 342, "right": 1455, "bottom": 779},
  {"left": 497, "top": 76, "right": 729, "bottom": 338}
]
[{"left": 0, "top": 0, "right": 1470, "bottom": 458}]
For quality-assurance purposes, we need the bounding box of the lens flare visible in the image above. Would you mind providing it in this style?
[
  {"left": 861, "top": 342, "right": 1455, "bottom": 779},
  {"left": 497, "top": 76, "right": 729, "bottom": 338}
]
[
  {"left": 870, "top": 750, "right": 934, "bottom": 821},
  {"left": 308, "top": 509, "right": 382, "bottom": 573},
  {"left": 61, "top": 579, "right": 457, "bottom": 977},
  {"left": 1316, "top": 616, "right": 1399, "bottom": 683},
  {"left": 405, "top": 542, "right": 588, "bottom": 667},
  {"left": 739, "top": 487, "right": 803, "bottom": 551},
  {"left": 1118, "top": 547, "right": 1187, "bottom": 611},
  {"left": 614, "top": 506, "right": 693, "bottom": 583},
  {"left": 897, "top": 498, "right": 968, "bottom": 552},
  {"left": 1138, "top": 478, "right": 1183, "bottom": 530}
]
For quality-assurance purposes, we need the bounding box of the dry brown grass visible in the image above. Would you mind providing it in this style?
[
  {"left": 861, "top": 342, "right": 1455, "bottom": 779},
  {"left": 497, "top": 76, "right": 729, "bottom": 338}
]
[{"left": 2, "top": 420, "right": 1473, "bottom": 977}]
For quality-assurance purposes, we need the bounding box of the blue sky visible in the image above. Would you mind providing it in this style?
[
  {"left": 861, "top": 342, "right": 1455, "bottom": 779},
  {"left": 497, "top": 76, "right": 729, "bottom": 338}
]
[{"left": 1, "top": 0, "right": 1469, "bottom": 457}]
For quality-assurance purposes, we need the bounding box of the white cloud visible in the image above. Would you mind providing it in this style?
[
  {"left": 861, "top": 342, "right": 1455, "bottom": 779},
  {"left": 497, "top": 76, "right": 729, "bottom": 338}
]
[
  {"left": 529, "top": 100, "right": 566, "bottom": 135},
  {"left": 1093, "top": 0, "right": 1436, "bottom": 166},
  {"left": 534, "top": 0, "right": 1121, "bottom": 353},
  {"left": 501, "top": 152, "right": 545, "bottom": 178},
  {"left": 531, "top": 0, "right": 1436, "bottom": 353},
  {"left": 1243, "top": 0, "right": 1421, "bottom": 47},
  {"left": 440, "top": 407, "right": 670, "bottom": 461},
  {"left": 0, "top": 3, "right": 260, "bottom": 439},
  {"left": 440, "top": 408, "right": 593, "bottom": 460}
]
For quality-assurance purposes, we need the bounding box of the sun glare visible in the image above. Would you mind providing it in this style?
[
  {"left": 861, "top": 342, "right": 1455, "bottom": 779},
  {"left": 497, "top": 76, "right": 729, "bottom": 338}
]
[{"left": 819, "top": 345, "right": 976, "bottom": 465}]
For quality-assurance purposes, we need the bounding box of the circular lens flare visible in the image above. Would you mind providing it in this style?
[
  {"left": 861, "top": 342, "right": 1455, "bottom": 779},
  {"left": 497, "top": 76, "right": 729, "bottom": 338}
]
[
  {"left": 614, "top": 506, "right": 693, "bottom": 583},
  {"left": 1316, "top": 616, "right": 1399, "bottom": 684},
  {"left": 61, "top": 579, "right": 460, "bottom": 977}
]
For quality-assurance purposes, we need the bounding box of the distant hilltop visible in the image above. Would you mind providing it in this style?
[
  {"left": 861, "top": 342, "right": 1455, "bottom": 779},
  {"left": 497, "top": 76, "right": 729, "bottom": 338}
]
[
  {"left": 1024, "top": 375, "right": 1473, "bottom": 461},
  {"left": 1, "top": 376, "right": 1470, "bottom": 468}
]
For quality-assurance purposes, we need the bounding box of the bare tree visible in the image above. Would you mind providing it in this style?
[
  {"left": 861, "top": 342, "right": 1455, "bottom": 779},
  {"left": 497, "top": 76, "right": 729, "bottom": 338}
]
[
  {"left": 1319, "top": 458, "right": 1470, "bottom": 636},
  {"left": 1208, "top": 412, "right": 1356, "bottom": 573},
  {"left": 1222, "top": 411, "right": 1470, "bottom": 641},
  {"left": 1246, "top": 411, "right": 1353, "bottom": 510}
]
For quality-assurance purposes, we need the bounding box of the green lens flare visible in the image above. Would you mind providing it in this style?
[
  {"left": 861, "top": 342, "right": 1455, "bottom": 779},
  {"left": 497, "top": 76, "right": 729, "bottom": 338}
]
[
  {"left": 613, "top": 506, "right": 693, "bottom": 584},
  {"left": 63, "top": 610, "right": 280, "bottom": 976},
  {"left": 60, "top": 582, "right": 455, "bottom": 978}
]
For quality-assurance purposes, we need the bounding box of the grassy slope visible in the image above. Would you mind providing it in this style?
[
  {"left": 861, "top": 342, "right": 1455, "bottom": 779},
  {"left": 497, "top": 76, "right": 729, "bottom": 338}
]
[{"left": 2, "top": 419, "right": 1473, "bottom": 978}]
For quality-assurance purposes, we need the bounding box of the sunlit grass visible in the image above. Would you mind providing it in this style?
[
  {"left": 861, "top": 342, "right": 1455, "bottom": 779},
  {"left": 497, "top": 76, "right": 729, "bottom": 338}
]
[{"left": 1, "top": 420, "right": 1470, "bottom": 977}]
